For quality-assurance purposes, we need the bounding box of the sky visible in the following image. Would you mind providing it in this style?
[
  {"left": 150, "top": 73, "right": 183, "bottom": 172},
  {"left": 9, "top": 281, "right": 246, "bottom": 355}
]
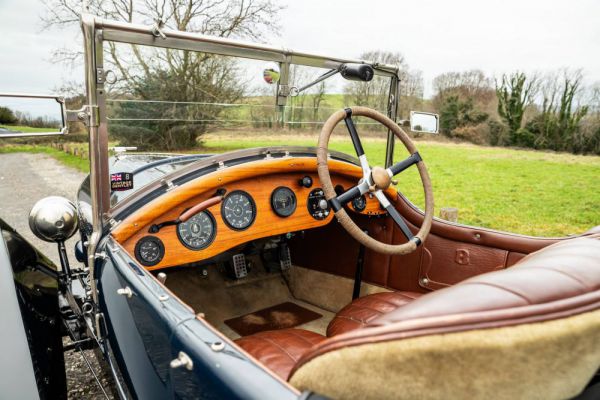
[{"left": 1, "top": 0, "right": 599, "bottom": 99}]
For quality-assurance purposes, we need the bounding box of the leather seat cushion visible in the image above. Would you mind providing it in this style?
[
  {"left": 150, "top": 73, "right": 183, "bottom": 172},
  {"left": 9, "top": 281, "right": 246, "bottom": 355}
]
[
  {"left": 327, "top": 291, "right": 422, "bottom": 337},
  {"left": 235, "top": 329, "right": 326, "bottom": 380}
]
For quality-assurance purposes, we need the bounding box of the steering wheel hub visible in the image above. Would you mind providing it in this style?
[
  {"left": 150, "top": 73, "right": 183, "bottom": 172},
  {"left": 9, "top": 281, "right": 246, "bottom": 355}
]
[{"left": 370, "top": 166, "right": 391, "bottom": 190}]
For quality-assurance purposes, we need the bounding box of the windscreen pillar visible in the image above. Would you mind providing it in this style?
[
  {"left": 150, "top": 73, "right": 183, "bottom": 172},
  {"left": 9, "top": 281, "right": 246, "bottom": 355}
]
[{"left": 276, "top": 60, "right": 291, "bottom": 128}]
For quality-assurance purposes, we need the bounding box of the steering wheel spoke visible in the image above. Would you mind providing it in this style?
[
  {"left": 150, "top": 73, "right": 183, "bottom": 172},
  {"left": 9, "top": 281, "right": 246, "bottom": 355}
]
[
  {"left": 387, "top": 152, "right": 422, "bottom": 177},
  {"left": 330, "top": 180, "right": 370, "bottom": 212},
  {"left": 344, "top": 108, "right": 372, "bottom": 178},
  {"left": 373, "top": 190, "right": 419, "bottom": 244}
]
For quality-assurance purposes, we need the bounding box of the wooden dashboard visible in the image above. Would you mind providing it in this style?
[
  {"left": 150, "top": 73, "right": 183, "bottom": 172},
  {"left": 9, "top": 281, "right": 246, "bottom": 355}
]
[{"left": 111, "top": 157, "right": 393, "bottom": 270}]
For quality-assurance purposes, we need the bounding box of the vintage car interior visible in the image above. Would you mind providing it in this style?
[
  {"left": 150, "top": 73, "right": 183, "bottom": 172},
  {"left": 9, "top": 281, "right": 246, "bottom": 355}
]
[
  {"left": 108, "top": 107, "right": 600, "bottom": 399},
  {"left": 3, "top": 14, "right": 597, "bottom": 400}
]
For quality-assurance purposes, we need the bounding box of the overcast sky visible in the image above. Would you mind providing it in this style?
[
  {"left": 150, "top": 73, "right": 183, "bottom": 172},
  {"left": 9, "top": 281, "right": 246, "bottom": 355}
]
[{"left": 1, "top": 0, "right": 599, "bottom": 98}]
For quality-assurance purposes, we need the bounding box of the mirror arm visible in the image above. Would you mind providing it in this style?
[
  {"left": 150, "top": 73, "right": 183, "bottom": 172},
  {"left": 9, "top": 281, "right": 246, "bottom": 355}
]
[{"left": 290, "top": 68, "right": 339, "bottom": 96}]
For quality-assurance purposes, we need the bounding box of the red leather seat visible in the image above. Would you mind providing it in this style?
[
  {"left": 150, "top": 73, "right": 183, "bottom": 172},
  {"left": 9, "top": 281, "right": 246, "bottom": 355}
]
[
  {"left": 327, "top": 291, "right": 422, "bottom": 337},
  {"left": 235, "top": 329, "right": 325, "bottom": 380},
  {"left": 235, "top": 291, "right": 422, "bottom": 379},
  {"left": 235, "top": 236, "right": 600, "bottom": 396}
]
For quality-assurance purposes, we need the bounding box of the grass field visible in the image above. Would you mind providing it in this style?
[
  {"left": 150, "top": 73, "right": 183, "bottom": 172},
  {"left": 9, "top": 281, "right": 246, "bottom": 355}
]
[
  {"left": 1, "top": 133, "right": 598, "bottom": 237},
  {"left": 0, "top": 125, "right": 60, "bottom": 133},
  {"left": 201, "top": 132, "right": 600, "bottom": 237},
  {"left": 0, "top": 145, "right": 89, "bottom": 172}
]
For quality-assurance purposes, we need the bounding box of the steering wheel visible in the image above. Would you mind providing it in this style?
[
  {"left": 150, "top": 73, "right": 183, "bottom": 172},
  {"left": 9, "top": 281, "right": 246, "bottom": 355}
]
[{"left": 317, "top": 106, "right": 434, "bottom": 255}]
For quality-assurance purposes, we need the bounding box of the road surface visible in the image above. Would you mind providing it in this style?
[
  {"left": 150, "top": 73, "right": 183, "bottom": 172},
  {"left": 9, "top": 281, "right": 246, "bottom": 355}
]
[{"left": 0, "top": 152, "right": 114, "bottom": 399}]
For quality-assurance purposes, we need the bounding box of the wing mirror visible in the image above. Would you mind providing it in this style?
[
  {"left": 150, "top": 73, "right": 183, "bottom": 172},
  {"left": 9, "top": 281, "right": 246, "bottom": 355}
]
[
  {"left": 410, "top": 111, "right": 439, "bottom": 134},
  {"left": 0, "top": 93, "right": 67, "bottom": 138}
]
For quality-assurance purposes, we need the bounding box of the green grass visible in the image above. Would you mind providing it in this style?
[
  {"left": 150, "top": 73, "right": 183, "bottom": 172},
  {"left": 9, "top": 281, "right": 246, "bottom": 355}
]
[
  {"left": 200, "top": 133, "right": 600, "bottom": 237},
  {"left": 0, "top": 145, "right": 89, "bottom": 173},
  {"left": 3, "top": 133, "right": 598, "bottom": 237},
  {"left": 0, "top": 125, "right": 60, "bottom": 133}
]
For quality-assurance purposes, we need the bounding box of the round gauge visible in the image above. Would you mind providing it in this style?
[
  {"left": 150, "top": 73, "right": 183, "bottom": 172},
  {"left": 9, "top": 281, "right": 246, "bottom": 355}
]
[
  {"left": 221, "top": 190, "right": 256, "bottom": 230},
  {"left": 352, "top": 195, "right": 367, "bottom": 212},
  {"left": 177, "top": 210, "right": 216, "bottom": 250},
  {"left": 134, "top": 236, "right": 165, "bottom": 267},
  {"left": 271, "top": 186, "right": 297, "bottom": 217}
]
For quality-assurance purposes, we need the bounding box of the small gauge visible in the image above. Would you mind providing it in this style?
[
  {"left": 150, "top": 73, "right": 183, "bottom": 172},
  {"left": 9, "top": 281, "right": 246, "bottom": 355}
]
[
  {"left": 177, "top": 210, "right": 216, "bottom": 250},
  {"left": 307, "top": 188, "right": 331, "bottom": 220},
  {"left": 352, "top": 195, "right": 367, "bottom": 212},
  {"left": 134, "top": 236, "right": 165, "bottom": 267},
  {"left": 221, "top": 190, "right": 256, "bottom": 230},
  {"left": 271, "top": 186, "right": 297, "bottom": 217}
]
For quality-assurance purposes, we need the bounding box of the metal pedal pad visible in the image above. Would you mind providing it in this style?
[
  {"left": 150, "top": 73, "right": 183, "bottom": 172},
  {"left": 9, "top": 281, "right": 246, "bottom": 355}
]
[
  {"left": 232, "top": 253, "right": 248, "bottom": 279},
  {"left": 280, "top": 244, "right": 292, "bottom": 271}
]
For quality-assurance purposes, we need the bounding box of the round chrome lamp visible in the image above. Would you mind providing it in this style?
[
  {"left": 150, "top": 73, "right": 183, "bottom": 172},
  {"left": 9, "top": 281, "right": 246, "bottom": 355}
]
[{"left": 29, "top": 196, "right": 79, "bottom": 243}]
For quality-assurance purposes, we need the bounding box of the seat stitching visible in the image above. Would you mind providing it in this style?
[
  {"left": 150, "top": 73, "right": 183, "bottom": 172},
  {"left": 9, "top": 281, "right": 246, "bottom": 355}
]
[
  {"left": 522, "top": 266, "right": 590, "bottom": 289},
  {"left": 252, "top": 335, "right": 298, "bottom": 361},
  {"left": 382, "top": 293, "right": 418, "bottom": 303},
  {"left": 285, "top": 330, "right": 321, "bottom": 346},
  {"left": 334, "top": 315, "right": 369, "bottom": 325},
  {"left": 347, "top": 303, "right": 388, "bottom": 315},
  {"left": 461, "top": 281, "right": 533, "bottom": 304}
]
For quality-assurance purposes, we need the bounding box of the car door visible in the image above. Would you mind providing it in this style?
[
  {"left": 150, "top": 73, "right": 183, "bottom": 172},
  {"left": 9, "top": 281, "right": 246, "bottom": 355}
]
[{"left": 97, "top": 237, "right": 301, "bottom": 400}]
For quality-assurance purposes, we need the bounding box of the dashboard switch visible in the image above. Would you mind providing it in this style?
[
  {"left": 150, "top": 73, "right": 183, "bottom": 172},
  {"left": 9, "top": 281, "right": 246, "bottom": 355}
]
[
  {"left": 299, "top": 176, "right": 313, "bottom": 188},
  {"left": 318, "top": 199, "right": 328, "bottom": 210}
]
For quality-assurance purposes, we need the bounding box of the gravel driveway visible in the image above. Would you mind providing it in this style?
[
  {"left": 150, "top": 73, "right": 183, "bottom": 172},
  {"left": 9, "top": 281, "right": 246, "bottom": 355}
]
[{"left": 0, "top": 152, "right": 115, "bottom": 399}]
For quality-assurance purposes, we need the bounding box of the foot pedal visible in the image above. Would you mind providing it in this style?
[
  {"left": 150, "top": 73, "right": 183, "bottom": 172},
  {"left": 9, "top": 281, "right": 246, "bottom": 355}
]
[
  {"left": 232, "top": 254, "right": 248, "bottom": 279},
  {"left": 279, "top": 244, "right": 292, "bottom": 271}
]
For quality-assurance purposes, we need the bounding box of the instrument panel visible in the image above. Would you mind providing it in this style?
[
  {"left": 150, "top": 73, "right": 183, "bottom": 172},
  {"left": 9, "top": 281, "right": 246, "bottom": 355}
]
[{"left": 114, "top": 159, "right": 390, "bottom": 271}]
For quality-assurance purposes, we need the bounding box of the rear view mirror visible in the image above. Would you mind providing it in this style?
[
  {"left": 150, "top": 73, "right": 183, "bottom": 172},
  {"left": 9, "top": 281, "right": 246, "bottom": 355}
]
[
  {"left": 263, "top": 68, "right": 280, "bottom": 85},
  {"left": 0, "top": 93, "right": 67, "bottom": 138},
  {"left": 410, "top": 111, "right": 439, "bottom": 134}
]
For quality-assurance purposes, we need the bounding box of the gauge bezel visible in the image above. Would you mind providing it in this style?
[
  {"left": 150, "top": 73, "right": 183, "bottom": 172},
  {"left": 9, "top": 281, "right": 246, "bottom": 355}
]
[
  {"left": 352, "top": 195, "right": 367, "bottom": 212},
  {"left": 221, "top": 190, "right": 257, "bottom": 231},
  {"left": 270, "top": 186, "right": 297, "bottom": 218},
  {"left": 176, "top": 210, "right": 217, "bottom": 251},
  {"left": 134, "top": 236, "right": 165, "bottom": 267}
]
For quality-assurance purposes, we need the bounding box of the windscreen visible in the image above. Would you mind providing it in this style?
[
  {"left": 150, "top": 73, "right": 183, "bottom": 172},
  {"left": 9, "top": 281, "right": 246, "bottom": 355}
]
[{"left": 103, "top": 42, "right": 394, "bottom": 205}]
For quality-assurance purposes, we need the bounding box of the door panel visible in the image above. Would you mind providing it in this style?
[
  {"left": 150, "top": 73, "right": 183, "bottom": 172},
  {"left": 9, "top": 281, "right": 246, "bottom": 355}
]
[
  {"left": 169, "top": 319, "right": 298, "bottom": 400},
  {"left": 100, "top": 238, "right": 299, "bottom": 399},
  {"left": 290, "top": 193, "right": 584, "bottom": 293},
  {"left": 97, "top": 252, "right": 175, "bottom": 399},
  {"left": 417, "top": 233, "right": 507, "bottom": 290}
]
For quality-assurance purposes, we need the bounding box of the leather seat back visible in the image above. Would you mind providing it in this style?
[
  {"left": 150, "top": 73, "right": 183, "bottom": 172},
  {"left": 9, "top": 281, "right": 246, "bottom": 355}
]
[{"left": 289, "top": 236, "right": 600, "bottom": 400}]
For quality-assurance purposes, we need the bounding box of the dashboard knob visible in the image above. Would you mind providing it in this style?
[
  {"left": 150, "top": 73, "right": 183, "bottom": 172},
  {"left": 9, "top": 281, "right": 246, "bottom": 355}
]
[
  {"left": 318, "top": 199, "right": 328, "bottom": 210},
  {"left": 299, "top": 176, "right": 313, "bottom": 188}
]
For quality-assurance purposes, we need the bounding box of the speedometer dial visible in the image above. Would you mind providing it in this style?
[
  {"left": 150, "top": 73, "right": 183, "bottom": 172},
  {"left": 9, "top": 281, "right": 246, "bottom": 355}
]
[
  {"left": 221, "top": 190, "right": 256, "bottom": 230},
  {"left": 271, "top": 186, "right": 297, "bottom": 217},
  {"left": 177, "top": 211, "right": 216, "bottom": 250}
]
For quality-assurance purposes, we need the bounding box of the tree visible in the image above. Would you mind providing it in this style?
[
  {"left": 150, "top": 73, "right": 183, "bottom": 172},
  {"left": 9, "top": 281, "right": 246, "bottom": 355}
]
[
  {"left": 521, "top": 71, "right": 589, "bottom": 152},
  {"left": 0, "top": 107, "right": 17, "bottom": 124},
  {"left": 343, "top": 51, "right": 423, "bottom": 119},
  {"left": 41, "top": 0, "right": 283, "bottom": 150},
  {"left": 439, "top": 95, "right": 488, "bottom": 136},
  {"left": 496, "top": 72, "right": 539, "bottom": 145},
  {"left": 432, "top": 70, "right": 494, "bottom": 110}
]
